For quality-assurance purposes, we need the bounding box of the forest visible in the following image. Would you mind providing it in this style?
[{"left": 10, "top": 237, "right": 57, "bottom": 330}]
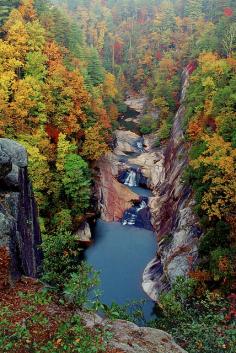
[{"left": 0, "top": 0, "right": 235, "bottom": 352}]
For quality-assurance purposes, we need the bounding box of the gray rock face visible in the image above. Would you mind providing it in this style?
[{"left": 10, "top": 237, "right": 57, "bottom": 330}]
[
  {"left": 0, "top": 139, "right": 27, "bottom": 168},
  {"left": 0, "top": 146, "right": 12, "bottom": 178},
  {"left": 78, "top": 311, "right": 188, "bottom": 353},
  {"left": 0, "top": 138, "right": 42, "bottom": 282}
]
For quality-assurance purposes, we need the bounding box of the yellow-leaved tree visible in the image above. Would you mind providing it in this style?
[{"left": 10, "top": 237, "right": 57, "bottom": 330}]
[{"left": 190, "top": 134, "right": 236, "bottom": 219}]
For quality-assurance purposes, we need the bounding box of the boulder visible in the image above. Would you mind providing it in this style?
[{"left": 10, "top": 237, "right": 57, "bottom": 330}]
[
  {"left": 129, "top": 152, "right": 165, "bottom": 188},
  {"left": 125, "top": 96, "right": 147, "bottom": 113},
  {"left": 75, "top": 222, "right": 92, "bottom": 245},
  {"left": 114, "top": 130, "right": 142, "bottom": 155},
  {"left": 108, "top": 320, "right": 188, "bottom": 353}
]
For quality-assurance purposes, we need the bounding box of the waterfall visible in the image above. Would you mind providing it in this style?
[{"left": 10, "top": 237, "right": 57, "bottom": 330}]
[
  {"left": 137, "top": 140, "right": 144, "bottom": 152},
  {"left": 121, "top": 198, "right": 153, "bottom": 231},
  {"left": 137, "top": 200, "right": 147, "bottom": 212},
  {"left": 124, "top": 170, "right": 137, "bottom": 187}
]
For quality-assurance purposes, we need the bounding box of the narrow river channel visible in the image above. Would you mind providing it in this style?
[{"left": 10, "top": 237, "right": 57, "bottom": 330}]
[{"left": 85, "top": 103, "right": 157, "bottom": 321}]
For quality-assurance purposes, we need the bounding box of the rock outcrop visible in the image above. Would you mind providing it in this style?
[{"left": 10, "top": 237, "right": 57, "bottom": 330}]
[
  {"left": 0, "top": 138, "right": 42, "bottom": 283},
  {"left": 94, "top": 152, "right": 139, "bottom": 222},
  {"left": 125, "top": 97, "right": 147, "bottom": 114},
  {"left": 79, "top": 311, "right": 188, "bottom": 353}
]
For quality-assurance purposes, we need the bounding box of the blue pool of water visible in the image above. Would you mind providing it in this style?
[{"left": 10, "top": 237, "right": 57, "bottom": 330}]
[
  {"left": 85, "top": 220, "right": 157, "bottom": 321},
  {"left": 129, "top": 186, "right": 153, "bottom": 197}
]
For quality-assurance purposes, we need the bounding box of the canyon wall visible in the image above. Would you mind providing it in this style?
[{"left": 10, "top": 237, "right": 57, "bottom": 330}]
[{"left": 143, "top": 67, "right": 201, "bottom": 300}]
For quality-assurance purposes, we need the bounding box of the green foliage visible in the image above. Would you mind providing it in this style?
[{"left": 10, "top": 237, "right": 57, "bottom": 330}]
[
  {"left": 184, "top": 0, "right": 203, "bottom": 20},
  {"left": 42, "top": 231, "right": 81, "bottom": 288},
  {"left": 151, "top": 277, "right": 236, "bottom": 353},
  {"left": 157, "top": 118, "right": 173, "bottom": 141},
  {"left": 103, "top": 300, "right": 146, "bottom": 325},
  {"left": 199, "top": 221, "right": 230, "bottom": 256},
  {"left": 63, "top": 263, "right": 100, "bottom": 308},
  {"left": 62, "top": 153, "right": 91, "bottom": 215},
  {"left": 0, "top": 0, "right": 19, "bottom": 26},
  {"left": 139, "top": 114, "right": 157, "bottom": 134},
  {"left": 52, "top": 209, "right": 73, "bottom": 233},
  {"left": 0, "top": 295, "right": 109, "bottom": 353},
  {"left": 87, "top": 47, "right": 105, "bottom": 86}
]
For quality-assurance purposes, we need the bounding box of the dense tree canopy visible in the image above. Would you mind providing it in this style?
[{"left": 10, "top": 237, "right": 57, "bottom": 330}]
[{"left": 0, "top": 1, "right": 235, "bottom": 351}]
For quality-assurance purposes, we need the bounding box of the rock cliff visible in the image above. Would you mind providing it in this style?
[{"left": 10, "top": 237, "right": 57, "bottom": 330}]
[{"left": 0, "top": 138, "right": 42, "bottom": 283}]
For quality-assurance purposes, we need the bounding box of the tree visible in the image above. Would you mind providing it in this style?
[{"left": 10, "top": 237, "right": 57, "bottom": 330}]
[
  {"left": 184, "top": 0, "right": 203, "bottom": 20},
  {"left": 56, "top": 133, "right": 76, "bottom": 173},
  {"left": 223, "top": 23, "right": 236, "bottom": 57},
  {"left": 62, "top": 153, "right": 91, "bottom": 214},
  {"left": 87, "top": 47, "right": 105, "bottom": 86},
  {"left": 0, "top": 0, "right": 19, "bottom": 26},
  {"left": 3, "top": 9, "right": 29, "bottom": 63},
  {"left": 190, "top": 134, "right": 236, "bottom": 220},
  {"left": 81, "top": 123, "right": 109, "bottom": 160}
]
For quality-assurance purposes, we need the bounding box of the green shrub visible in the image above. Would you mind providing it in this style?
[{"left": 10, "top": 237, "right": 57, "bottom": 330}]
[
  {"left": 140, "top": 114, "right": 157, "bottom": 134},
  {"left": 63, "top": 263, "right": 100, "bottom": 308},
  {"left": 157, "top": 119, "right": 172, "bottom": 140},
  {"left": 62, "top": 153, "right": 91, "bottom": 215},
  {"left": 52, "top": 209, "right": 73, "bottom": 233},
  {"left": 199, "top": 221, "right": 230, "bottom": 256},
  {"left": 103, "top": 299, "right": 146, "bottom": 325},
  {"left": 42, "top": 231, "right": 82, "bottom": 288},
  {"left": 151, "top": 277, "right": 236, "bottom": 353}
]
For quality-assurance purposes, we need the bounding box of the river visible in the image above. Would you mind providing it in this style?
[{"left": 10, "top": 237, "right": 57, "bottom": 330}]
[{"left": 85, "top": 103, "right": 158, "bottom": 321}]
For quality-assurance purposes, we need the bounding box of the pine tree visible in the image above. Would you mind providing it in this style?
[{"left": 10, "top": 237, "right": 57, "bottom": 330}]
[
  {"left": 87, "top": 47, "right": 105, "bottom": 86},
  {"left": 184, "top": 0, "right": 203, "bottom": 20},
  {"left": 0, "top": 0, "right": 19, "bottom": 26}
]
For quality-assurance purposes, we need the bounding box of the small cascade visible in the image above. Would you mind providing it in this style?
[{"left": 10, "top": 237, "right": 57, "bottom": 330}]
[
  {"left": 124, "top": 169, "right": 137, "bottom": 187},
  {"left": 122, "top": 198, "right": 153, "bottom": 231},
  {"left": 136, "top": 140, "right": 144, "bottom": 152},
  {"left": 118, "top": 168, "right": 148, "bottom": 189}
]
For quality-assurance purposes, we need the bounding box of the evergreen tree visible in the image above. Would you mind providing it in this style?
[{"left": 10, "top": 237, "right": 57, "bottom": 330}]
[
  {"left": 87, "top": 47, "right": 105, "bottom": 86},
  {"left": 184, "top": 0, "right": 203, "bottom": 20},
  {"left": 0, "top": 0, "right": 19, "bottom": 26}
]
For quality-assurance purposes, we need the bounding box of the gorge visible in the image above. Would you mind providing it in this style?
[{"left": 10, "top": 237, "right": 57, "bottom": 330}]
[
  {"left": 84, "top": 65, "right": 200, "bottom": 319},
  {"left": 0, "top": 0, "right": 235, "bottom": 351}
]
